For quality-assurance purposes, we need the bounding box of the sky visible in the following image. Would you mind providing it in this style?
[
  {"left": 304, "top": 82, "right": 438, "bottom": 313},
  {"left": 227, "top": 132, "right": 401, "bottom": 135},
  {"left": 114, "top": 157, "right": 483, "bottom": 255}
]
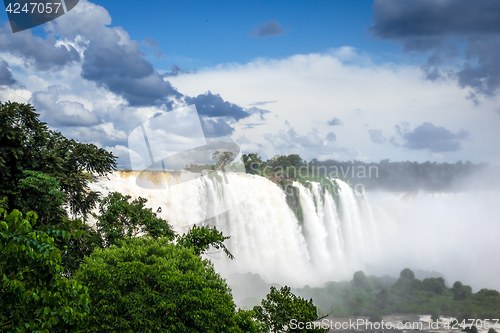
[{"left": 1, "top": 0, "right": 500, "bottom": 168}]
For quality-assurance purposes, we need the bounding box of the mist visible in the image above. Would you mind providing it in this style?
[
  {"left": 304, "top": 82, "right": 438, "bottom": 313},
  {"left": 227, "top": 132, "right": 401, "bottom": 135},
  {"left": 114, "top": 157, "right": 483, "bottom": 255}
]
[{"left": 89, "top": 166, "right": 500, "bottom": 307}]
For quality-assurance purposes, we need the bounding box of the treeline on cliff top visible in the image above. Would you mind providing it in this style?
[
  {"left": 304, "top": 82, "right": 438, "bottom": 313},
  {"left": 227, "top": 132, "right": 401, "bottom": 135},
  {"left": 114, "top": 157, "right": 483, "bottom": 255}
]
[{"left": 243, "top": 153, "right": 489, "bottom": 191}]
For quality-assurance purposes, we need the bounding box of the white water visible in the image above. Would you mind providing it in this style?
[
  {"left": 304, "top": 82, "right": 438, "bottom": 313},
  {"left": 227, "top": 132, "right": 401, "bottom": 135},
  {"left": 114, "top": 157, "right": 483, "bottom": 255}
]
[
  {"left": 89, "top": 171, "right": 386, "bottom": 286},
  {"left": 89, "top": 171, "right": 500, "bottom": 291}
]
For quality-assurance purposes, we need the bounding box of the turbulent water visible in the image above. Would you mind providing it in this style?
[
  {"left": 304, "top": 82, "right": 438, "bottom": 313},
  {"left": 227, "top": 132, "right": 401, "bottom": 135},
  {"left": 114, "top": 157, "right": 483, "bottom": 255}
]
[{"left": 89, "top": 171, "right": 500, "bottom": 291}]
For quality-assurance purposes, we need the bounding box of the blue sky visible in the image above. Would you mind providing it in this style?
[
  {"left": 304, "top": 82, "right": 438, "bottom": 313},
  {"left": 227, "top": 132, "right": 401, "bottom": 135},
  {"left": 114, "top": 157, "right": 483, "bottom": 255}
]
[
  {"left": 1, "top": 0, "right": 500, "bottom": 167},
  {"left": 94, "top": 0, "right": 400, "bottom": 68}
]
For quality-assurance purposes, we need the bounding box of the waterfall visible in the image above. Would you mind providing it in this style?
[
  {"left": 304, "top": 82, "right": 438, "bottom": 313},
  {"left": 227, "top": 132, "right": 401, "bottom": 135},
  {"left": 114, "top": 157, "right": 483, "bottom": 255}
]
[{"left": 89, "top": 171, "right": 381, "bottom": 287}]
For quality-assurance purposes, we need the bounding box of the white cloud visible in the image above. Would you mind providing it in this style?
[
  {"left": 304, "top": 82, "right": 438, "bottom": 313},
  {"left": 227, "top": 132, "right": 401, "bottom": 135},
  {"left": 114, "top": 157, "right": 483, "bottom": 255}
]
[
  {"left": 169, "top": 49, "right": 500, "bottom": 163},
  {"left": 0, "top": 86, "right": 31, "bottom": 103}
]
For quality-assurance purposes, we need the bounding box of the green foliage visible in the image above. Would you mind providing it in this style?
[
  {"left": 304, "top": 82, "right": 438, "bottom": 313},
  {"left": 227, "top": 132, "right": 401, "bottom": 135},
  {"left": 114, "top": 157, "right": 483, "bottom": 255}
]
[
  {"left": 213, "top": 150, "right": 236, "bottom": 169},
  {"left": 422, "top": 277, "right": 447, "bottom": 295},
  {"left": 177, "top": 225, "right": 234, "bottom": 259},
  {"left": 235, "top": 309, "right": 265, "bottom": 333},
  {"left": 243, "top": 153, "right": 265, "bottom": 175},
  {"left": 400, "top": 268, "right": 415, "bottom": 281},
  {"left": 369, "top": 312, "right": 383, "bottom": 323},
  {"left": 18, "top": 170, "right": 67, "bottom": 226},
  {"left": 93, "top": 192, "right": 175, "bottom": 247},
  {"left": 431, "top": 310, "right": 440, "bottom": 322},
  {"left": 0, "top": 101, "right": 116, "bottom": 219},
  {"left": 458, "top": 308, "right": 478, "bottom": 322},
  {"left": 253, "top": 286, "right": 326, "bottom": 333},
  {"left": 16, "top": 170, "right": 98, "bottom": 275},
  {"left": 56, "top": 220, "right": 102, "bottom": 276},
  {"left": 452, "top": 281, "right": 472, "bottom": 300},
  {"left": 352, "top": 271, "right": 372, "bottom": 291},
  {"left": 0, "top": 206, "right": 90, "bottom": 332},
  {"left": 74, "top": 238, "right": 241, "bottom": 332},
  {"left": 269, "top": 154, "right": 304, "bottom": 170},
  {"left": 374, "top": 288, "right": 389, "bottom": 309}
]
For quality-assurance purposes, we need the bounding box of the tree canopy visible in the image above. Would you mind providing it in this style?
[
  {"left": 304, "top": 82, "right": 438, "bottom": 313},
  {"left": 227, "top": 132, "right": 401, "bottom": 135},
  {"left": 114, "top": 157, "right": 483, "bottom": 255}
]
[
  {"left": 74, "top": 238, "right": 241, "bottom": 333},
  {"left": 0, "top": 101, "right": 116, "bottom": 221},
  {"left": 253, "top": 286, "right": 325, "bottom": 333},
  {"left": 93, "top": 192, "right": 175, "bottom": 248}
]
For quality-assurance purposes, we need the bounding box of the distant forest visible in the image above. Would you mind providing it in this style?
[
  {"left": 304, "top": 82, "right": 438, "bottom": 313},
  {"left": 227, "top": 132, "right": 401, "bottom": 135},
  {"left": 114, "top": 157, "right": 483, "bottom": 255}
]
[
  {"left": 242, "top": 154, "right": 491, "bottom": 191},
  {"left": 310, "top": 158, "right": 488, "bottom": 191}
]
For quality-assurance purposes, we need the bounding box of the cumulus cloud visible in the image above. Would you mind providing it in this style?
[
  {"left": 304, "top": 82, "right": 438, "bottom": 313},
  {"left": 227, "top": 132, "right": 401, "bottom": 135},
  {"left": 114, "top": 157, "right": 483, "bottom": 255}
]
[
  {"left": 60, "top": 122, "right": 128, "bottom": 146},
  {"left": 200, "top": 117, "right": 234, "bottom": 138},
  {"left": 0, "top": 24, "right": 80, "bottom": 71},
  {"left": 184, "top": 91, "right": 251, "bottom": 121},
  {"left": 371, "top": 0, "right": 500, "bottom": 96},
  {"left": 368, "top": 129, "right": 386, "bottom": 144},
  {"left": 189, "top": 93, "right": 261, "bottom": 138},
  {"left": 396, "top": 122, "right": 469, "bottom": 152},
  {"left": 0, "top": 59, "right": 16, "bottom": 86},
  {"left": 327, "top": 117, "right": 342, "bottom": 126},
  {"left": 250, "top": 19, "right": 284, "bottom": 37},
  {"left": 81, "top": 31, "right": 181, "bottom": 106},
  {"left": 44, "top": 0, "right": 182, "bottom": 106},
  {"left": 326, "top": 132, "right": 336, "bottom": 142},
  {"left": 31, "top": 86, "right": 102, "bottom": 127},
  {"left": 236, "top": 135, "right": 265, "bottom": 156},
  {"left": 264, "top": 127, "right": 356, "bottom": 160}
]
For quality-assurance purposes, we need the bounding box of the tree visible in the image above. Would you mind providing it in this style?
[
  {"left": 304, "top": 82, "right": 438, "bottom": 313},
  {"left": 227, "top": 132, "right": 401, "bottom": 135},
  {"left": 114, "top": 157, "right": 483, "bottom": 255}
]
[
  {"left": 74, "top": 238, "right": 242, "bottom": 332},
  {"left": 352, "top": 271, "right": 370, "bottom": 290},
  {"left": 235, "top": 309, "right": 265, "bottom": 333},
  {"left": 177, "top": 225, "right": 234, "bottom": 259},
  {"left": 16, "top": 169, "right": 101, "bottom": 275},
  {"left": 399, "top": 268, "right": 415, "bottom": 281},
  {"left": 431, "top": 310, "right": 440, "bottom": 322},
  {"left": 242, "top": 154, "right": 264, "bottom": 175},
  {"left": 253, "top": 286, "right": 326, "bottom": 332},
  {"left": 393, "top": 268, "right": 416, "bottom": 296},
  {"left": 18, "top": 170, "right": 67, "bottom": 226},
  {"left": 213, "top": 150, "right": 236, "bottom": 170},
  {"left": 422, "top": 277, "right": 447, "bottom": 295},
  {"left": 93, "top": 192, "right": 175, "bottom": 248},
  {"left": 374, "top": 288, "right": 389, "bottom": 309},
  {"left": 0, "top": 205, "right": 90, "bottom": 331},
  {"left": 0, "top": 102, "right": 116, "bottom": 220},
  {"left": 452, "top": 281, "right": 472, "bottom": 300}
]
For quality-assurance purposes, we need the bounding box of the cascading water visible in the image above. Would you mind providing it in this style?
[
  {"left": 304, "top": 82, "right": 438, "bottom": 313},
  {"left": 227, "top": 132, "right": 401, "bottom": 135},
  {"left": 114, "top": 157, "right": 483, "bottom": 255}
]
[{"left": 89, "top": 171, "right": 383, "bottom": 287}]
